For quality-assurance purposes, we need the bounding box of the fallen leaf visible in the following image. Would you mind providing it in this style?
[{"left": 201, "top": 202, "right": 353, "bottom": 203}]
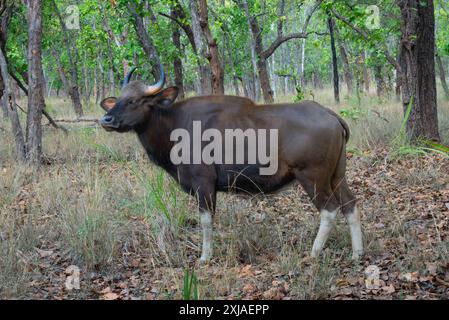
[
  {"left": 100, "top": 287, "right": 112, "bottom": 294},
  {"left": 400, "top": 272, "right": 419, "bottom": 282},
  {"left": 35, "top": 248, "right": 53, "bottom": 258},
  {"left": 238, "top": 265, "right": 255, "bottom": 278},
  {"left": 103, "top": 292, "right": 119, "bottom": 300},
  {"left": 382, "top": 284, "right": 395, "bottom": 294}
]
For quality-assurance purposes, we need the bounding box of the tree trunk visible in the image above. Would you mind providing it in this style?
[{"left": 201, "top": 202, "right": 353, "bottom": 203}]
[
  {"left": 0, "top": 42, "right": 26, "bottom": 160},
  {"left": 328, "top": 15, "right": 340, "bottom": 104},
  {"left": 248, "top": 14, "right": 273, "bottom": 103},
  {"left": 198, "top": 0, "right": 224, "bottom": 95},
  {"left": 335, "top": 25, "right": 353, "bottom": 95},
  {"left": 189, "top": 0, "right": 212, "bottom": 95},
  {"left": 241, "top": 0, "right": 260, "bottom": 101},
  {"left": 436, "top": 54, "right": 449, "bottom": 100},
  {"left": 0, "top": 0, "right": 10, "bottom": 118},
  {"left": 25, "top": 0, "right": 45, "bottom": 164},
  {"left": 51, "top": 0, "right": 83, "bottom": 118},
  {"left": 300, "top": 38, "right": 306, "bottom": 88},
  {"left": 374, "top": 65, "right": 385, "bottom": 98},
  {"left": 361, "top": 51, "right": 370, "bottom": 94},
  {"left": 223, "top": 34, "right": 240, "bottom": 96},
  {"left": 128, "top": 2, "right": 161, "bottom": 80},
  {"left": 395, "top": 51, "right": 402, "bottom": 102},
  {"left": 397, "top": 0, "right": 440, "bottom": 141},
  {"left": 51, "top": 47, "right": 83, "bottom": 117},
  {"left": 171, "top": 16, "right": 185, "bottom": 99}
]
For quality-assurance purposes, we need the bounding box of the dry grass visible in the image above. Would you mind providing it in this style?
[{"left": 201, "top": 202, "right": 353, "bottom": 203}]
[{"left": 0, "top": 88, "right": 448, "bottom": 299}]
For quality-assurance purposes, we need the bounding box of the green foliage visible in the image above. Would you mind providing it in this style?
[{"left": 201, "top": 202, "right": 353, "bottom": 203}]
[
  {"left": 294, "top": 84, "right": 304, "bottom": 102},
  {"left": 390, "top": 96, "right": 449, "bottom": 159},
  {"left": 183, "top": 268, "right": 199, "bottom": 300},
  {"left": 339, "top": 107, "right": 362, "bottom": 121},
  {"left": 128, "top": 165, "right": 187, "bottom": 229}
]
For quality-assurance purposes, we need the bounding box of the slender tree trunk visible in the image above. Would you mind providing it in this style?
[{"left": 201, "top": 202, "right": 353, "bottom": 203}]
[
  {"left": 224, "top": 34, "right": 239, "bottom": 96},
  {"left": 198, "top": 0, "right": 224, "bottom": 95},
  {"left": 328, "top": 15, "right": 340, "bottom": 104},
  {"left": 374, "top": 65, "right": 385, "bottom": 98},
  {"left": 128, "top": 3, "right": 161, "bottom": 80},
  {"left": 248, "top": 13, "right": 273, "bottom": 102},
  {"left": 51, "top": 47, "right": 83, "bottom": 117},
  {"left": 189, "top": 0, "right": 212, "bottom": 95},
  {"left": 335, "top": 25, "right": 353, "bottom": 95},
  {"left": 0, "top": 1, "right": 9, "bottom": 118},
  {"left": 361, "top": 51, "right": 370, "bottom": 94},
  {"left": 241, "top": 0, "right": 260, "bottom": 101},
  {"left": 436, "top": 54, "right": 449, "bottom": 100},
  {"left": 397, "top": 0, "right": 440, "bottom": 141},
  {"left": 25, "top": 0, "right": 45, "bottom": 164},
  {"left": 51, "top": 0, "right": 83, "bottom": 118},
  {"left": 340, "top": 44, "right": 353, "bottom": 95},
  {"left": 300, "top": 38, "right": 306, "bottom": 88},
  {"left": 0, "top": 43, "right": 25, "bottom": 160},
  {"left": 395, "top": 50, "right": 402, "bottom": 102},
  {"left": 172, "top": 16, "right": 185, "bottom": 99}
]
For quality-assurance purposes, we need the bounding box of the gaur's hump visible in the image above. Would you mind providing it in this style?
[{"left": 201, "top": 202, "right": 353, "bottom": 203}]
[{"left": 178, "top": 95, "right": 255, "bottom": 106}]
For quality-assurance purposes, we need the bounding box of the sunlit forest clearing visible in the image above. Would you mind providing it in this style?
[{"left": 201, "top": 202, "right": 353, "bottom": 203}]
[{"left": 1, "top": 0, "right": 449, "bottom": 300}]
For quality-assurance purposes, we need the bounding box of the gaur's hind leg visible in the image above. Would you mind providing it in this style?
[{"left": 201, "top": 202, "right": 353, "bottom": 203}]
[
  {"left": 332, "top": 176, "right": 363, "bottom": 260},
  {"left": 295, "top": 168, "right": 340, "bottom": 258},
  {"left": 331, "top": 141, "right": 363, "bottom": 260}
]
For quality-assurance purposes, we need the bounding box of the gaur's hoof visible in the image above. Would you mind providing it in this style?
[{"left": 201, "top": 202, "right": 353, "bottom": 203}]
[{"left": 352, "top": 251, "right": 364, "bottom": 261}]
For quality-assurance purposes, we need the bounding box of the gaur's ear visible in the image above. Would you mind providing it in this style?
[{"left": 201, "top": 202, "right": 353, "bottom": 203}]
[
  {"left": 100, "top": 97, "right": 117, "bottom": 111},
  {"left": 152, "top": 87, "right": 179, "bottom": 107}
]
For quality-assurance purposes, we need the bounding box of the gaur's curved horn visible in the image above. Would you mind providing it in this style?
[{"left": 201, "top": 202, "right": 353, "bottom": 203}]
[
  {"left": 145, "top": 62, "right": 165, "bottom": 95},
  {"left": 122, "top": 67, "right": 137, "bottom": 88}
]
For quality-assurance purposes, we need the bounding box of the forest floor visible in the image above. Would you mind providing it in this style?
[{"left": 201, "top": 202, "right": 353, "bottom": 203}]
[{"left": 1, "top": 91, "right": 449, "bottom": 300}]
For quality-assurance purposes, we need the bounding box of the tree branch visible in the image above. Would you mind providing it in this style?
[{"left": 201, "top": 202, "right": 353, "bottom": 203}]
[
  {"left": 331, "top": 8, "right": 401, "bottom": 72},
  {"left": 261, "top": 1, "right": 321, "bottom": 59},
  {"left": 159, "top": 7, "right": 197, "bottom": 53}
]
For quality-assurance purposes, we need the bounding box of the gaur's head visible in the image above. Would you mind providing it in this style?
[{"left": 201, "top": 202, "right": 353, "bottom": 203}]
[{"left": 99, "top": 65, "right": 178, "bottom": 132}]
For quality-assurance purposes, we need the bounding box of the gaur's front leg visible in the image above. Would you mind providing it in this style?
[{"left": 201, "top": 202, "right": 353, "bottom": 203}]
[
  {"left": 195, "top": 184, "right": 217, "bottom": 264},
  {"left": 199, "top": 209, "right": 213, "bottom": 263}
]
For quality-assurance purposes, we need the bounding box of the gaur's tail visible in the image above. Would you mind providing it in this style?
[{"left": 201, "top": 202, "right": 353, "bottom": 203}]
[{"left": 326, "top": 108, "right": 350, "bottom": 142}]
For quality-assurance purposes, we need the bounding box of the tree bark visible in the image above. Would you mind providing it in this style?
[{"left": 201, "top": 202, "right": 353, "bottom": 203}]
[
  {"left": 374, "top": 64, "right": 385, "bottom": 98},
  {"left": 397, "top": 0, "right": 440, "bottom": 141},
  {"left": 335, "top": 26, "right": 353, "bottom": 95},
  {"left": 328, "top": 15, "right": 340, "bottom": 104},
  {"left": 171, "top": 8, "right": 185, "bottom": 99},
  {"left": 25, "top": 0, "right": 46, "bottom": 164},
  {"left": 0, "top": 0, "right": 10, "bottom": 118},
  {"left": 361, "top": 51, "right": 370, "bottom": 94},
  {"left": 198, "top": 0, "right": 224, "bottom": 94},
  {"left": 51, "top": 0, "right": 83, "bottom": 118},
  {"left": 395, "top": 50, "right": 402, "bottom": 102},
  {"left": 240, "top": 0, "right": 260, "bottom": 101},
  {"left": 128, "top": 2, "right": 161, "bottom": 80},
  {"left": 436, "top": 53, "right": 449, "bottom": 100},
  {"left": 189, "top": 0, "right": 212, "bottom": 95},
  {"left": 50, "top": 47, "right": 83, "bottom": 118},
  {"left": 0, "top": 41, "right": 26, "bottom": 160}
]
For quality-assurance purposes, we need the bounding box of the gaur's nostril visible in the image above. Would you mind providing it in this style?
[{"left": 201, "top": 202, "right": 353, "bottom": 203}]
[{"left": 101, "top": 115, "right": 113, "bottom": 124}]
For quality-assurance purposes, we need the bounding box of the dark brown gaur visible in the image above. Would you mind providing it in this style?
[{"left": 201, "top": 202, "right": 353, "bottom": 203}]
[{"left": 99, "top": 64, "right": 363, "bottom": 263}]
